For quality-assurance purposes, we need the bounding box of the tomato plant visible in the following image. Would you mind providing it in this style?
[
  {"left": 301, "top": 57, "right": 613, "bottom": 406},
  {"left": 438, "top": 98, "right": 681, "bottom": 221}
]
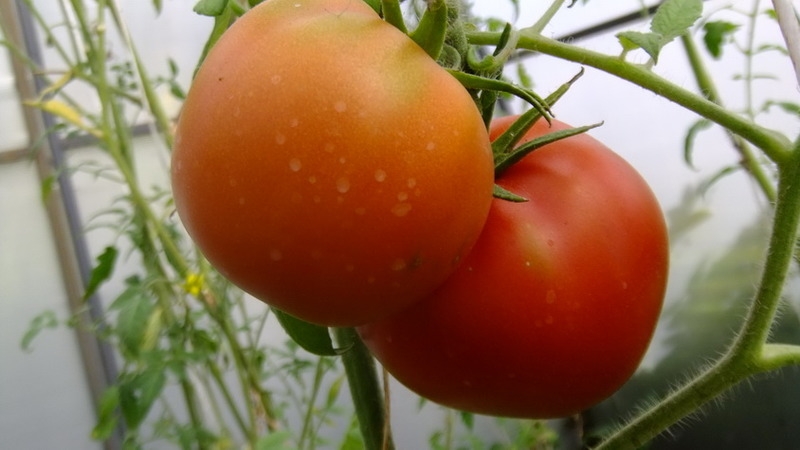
[
  {"left": 359, "top": 115, "right": 669, "bottom": 418},
  {"left": 171, "top": 0, "right": 494, "bottom": 326}
]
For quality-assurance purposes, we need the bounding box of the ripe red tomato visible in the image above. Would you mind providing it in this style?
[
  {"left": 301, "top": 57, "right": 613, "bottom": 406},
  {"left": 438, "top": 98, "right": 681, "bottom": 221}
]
[
  {"left": 171, "top": 0, "right": 494, "bottom": 326},
  {"left": 359, "top": 115, "right": 669, "bottom": 418}
]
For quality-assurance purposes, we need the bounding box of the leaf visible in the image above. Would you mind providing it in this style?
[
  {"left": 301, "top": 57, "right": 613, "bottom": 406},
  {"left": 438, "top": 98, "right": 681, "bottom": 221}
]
[
  {"left": 40, "top": 175, "right": 56, "bottom": 204},
  {"left": 409, "top": 0, "right": 448, "bottom": 60},
  {"left": 702, "top": 21, "right": 739, "bottom": 58},
  {"left": 20, "top": 310, "right": 58, "bottom": 351},
  {"left": 617, "top": 0, "right": 702, "bottom": 62},
  {"left": 272, "top": 308, "right": 339, "bottom": 356},
  {"left": 326, "top": 374, "right": 345, "bottom": 408},
  {"left": 152, "top": 0, "right": 163, "bottom": 14},
  {"left": 118, "top": 368, "right": 166, "bottom": 430},
  {"left": 83, "top": 246, "right": 118, "bottom": 301},
  {"left": 459, "top": 411, "right": 475, "bottom": 430},
  {"left": 193, "top": 0, "right": 228, "bottom": 16},
  {"left": 338, "top": 415, "right": 365, "bottom": 450},
  {"left": 617, "top": 31, "right": 666, "bottom": 62},
  {"left": 651, "top": 0, "right": 703, "bottom": 40},
  {"left": 24, "top": 99, "right": 102, "bottom": 138},
  {"left": 699, "top": 165, "right": 741, "bottom": 195},
  {"left": 91, "top": 386, "right": 120, "bottom": 440},
  {"left": 110, "top": 284, "right": 154, "bottom": 358},
  {"left": 683, "top": 118, "right": 713, "bottom": 169},
  {"left": 255, "top": 431, "right": 294, "bottom": 450},
  {"left": 493, "top": 184, "right": 527, "bottom": 202},
  {"left": 763, "top": 100, "right": 800, "bottom": 116}
]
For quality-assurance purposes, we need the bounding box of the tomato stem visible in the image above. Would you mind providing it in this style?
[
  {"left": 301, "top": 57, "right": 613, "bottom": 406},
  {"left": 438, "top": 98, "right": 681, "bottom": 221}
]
[
  {"left": 334, "top": 328, "right": 395, "bottom": 450},
  {"left": 466, "top": 30, "right": 793, "bottom": 165}
]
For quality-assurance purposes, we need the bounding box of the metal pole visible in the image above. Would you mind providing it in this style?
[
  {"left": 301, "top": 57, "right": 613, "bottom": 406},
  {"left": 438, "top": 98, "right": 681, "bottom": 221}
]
[{"left": 0, "top": 1, "right": 122, "bottom": 448}]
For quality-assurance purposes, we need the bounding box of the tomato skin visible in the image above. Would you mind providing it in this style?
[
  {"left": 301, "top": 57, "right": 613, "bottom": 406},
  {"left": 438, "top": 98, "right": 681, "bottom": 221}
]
[
  {"left": 358, "top": 116, "right": 669, "bottom": 418},
  {"left": 170, "top": 0, "right": 494, "bottom": 326}
]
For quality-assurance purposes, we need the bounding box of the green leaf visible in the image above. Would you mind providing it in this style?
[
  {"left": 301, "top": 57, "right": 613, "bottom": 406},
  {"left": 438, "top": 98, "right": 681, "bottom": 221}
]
[
  {"left": 700, "top": 165, "right": 741, "bottom": 195},
  {"left": 91, "top": 386, "right": 120, "bottom": 440},
  {"left": 651, "top": 0, "right": 703, "bottom": 40},
  {"left": 618, "top": 0, "right": 702, "bottom": 62},
  {"left": 118, "top": 368, "right": 166, "bottom": 429},
  {"left": 152, "top": 0, "right": 163, "bottom": 14},
  {"left": 20, "top": 310, "right": 58, "bottom": 351},
  {"left": 193, "top": 0, "right": 228, "bottom": 16},
  {"left": 702, "top": 21, "right": 739, "bottom": 58},
  {"left": 493, "top": 184, "right": 527, "bottom": 202},
  {"left": 326, "top": 374, "right": 345, "bottom": 408},
  {"left": 459, "top": 411, "right": 475, "bottom": 430},
  {"left": 83, "top": 246, "right": 118, "bottom": 301},
  {"left": 110, "top": 284, "right": 154, "bottom": 358},
  {"left": 40, "top": 175, "right": 56, "bottom": 204},
  {"left": 763, "top": 100, "right": 800, "bottom": 116},
  {"left": 683, "top": 118, "right": 713, "bottom": 169},
  {"left": 255, "top": 430, "right": 294, "bottom": 450},
  {"left": 272, "top": 308, "right": 339, "bottom": 356},
  {"left": 409, "top": 0, "right": 448, "bottom": 60},
  {"left": 339, "top": 415, "right": 365, "bottom": 450},
  {"left": 495, "top": 123, "right": 602, "bottom": 175},
  {"left": 617, "top": 31, "right": 666, "bottom": 61}
]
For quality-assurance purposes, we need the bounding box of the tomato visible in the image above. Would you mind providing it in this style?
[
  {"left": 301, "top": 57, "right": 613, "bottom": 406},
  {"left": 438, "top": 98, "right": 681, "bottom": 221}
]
[
  {"left": 358, "top": 115, "right": 669, "bottom": 418},
  {"left": 171, "top": 0, "right": 494, "bottom": 326}
]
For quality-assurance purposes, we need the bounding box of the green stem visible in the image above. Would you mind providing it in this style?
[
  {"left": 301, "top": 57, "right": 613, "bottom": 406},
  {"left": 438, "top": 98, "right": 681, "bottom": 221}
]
[
  {"left": 380, "top": 0, "right": 407, "bottom": 34},
  {"left": 107, "top": 0, "right": 175, "bottom": 149},
  {"left": 298, "top": 356, "right": 329, "bottom": 450},
  {"left": 466, "top": 30, "right": 792, "bottom": 165},
  {"left": 333, "top": 328, "right": 394, "bottom": 450},
  {"left": 730, "top": 140, "right": 800, "bottom": 355},
  {"left": 680, "top": 33, "right": 777, "bottom": 203},
  {"left": 596, "top": 139, "right": 800, "bottom": 449},
  {"left": 528, "top": 0, "right": 568, "bottom": 35},
  {"left": 207, "top": 358, "right": 255, "bottom": 444}
]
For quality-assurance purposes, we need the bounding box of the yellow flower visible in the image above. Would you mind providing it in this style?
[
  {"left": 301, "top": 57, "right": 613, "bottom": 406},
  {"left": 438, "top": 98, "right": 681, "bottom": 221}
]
[{"left": 183, "top": 273, "right": 205, "bottom": 296}]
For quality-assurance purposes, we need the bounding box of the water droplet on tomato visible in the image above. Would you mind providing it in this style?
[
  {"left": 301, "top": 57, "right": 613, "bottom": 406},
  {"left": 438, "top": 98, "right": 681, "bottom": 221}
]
[
  {"left": 397, "top": 192, "right": 408, "bottom": 201},
  {"left": 407, "top": 178, "right": 417, "bottom": 188},
  {"left": 270, "top": 74, "right": 282, "bottom": 85},
  {"left": 275, "top": 133, "right": 286, "bottom": 145},
  {"left": 289, "top": 158, "right": 302, "bottom": 172},
  {"left": 391, "top": 203, "right": 412, "bottom": 217},
  {"left": 336, "top": 178, "right": 350, "bottom": 193},
  {"left": 391, "top": 259, "right": 406, "bottom": 271},
  {"left": 426, "top": 142, "right": 436, "bottom": 151},
  {"left": 270, "top": 249, "right": 283, "bottom": 261},
  {"left": 334, "top": 101, "right": 347, "bottom": 113},
  {"left": 374, "top": 169, "right": 387, "bottom": 182}
]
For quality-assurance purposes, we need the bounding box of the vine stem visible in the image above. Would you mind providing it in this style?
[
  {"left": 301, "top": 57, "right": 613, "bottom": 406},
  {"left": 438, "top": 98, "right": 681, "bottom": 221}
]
[
  {"left": 333, "top": 328, "right": 394, "bottom": 450},
  {"left": 595, "top": 134, "right": 800, "bottom": 450},
  {"left": 679, "top": 33, "right": 777, "bottom": 203},
  {"left": 529, "top": 0, "right": 569, "bottom": 35},
  {"left": 465, "top": 30, "right": 793, "bottom": 164}
]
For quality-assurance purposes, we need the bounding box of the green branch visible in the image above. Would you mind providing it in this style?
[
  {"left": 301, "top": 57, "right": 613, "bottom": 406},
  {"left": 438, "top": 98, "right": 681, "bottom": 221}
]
[
  {"left": 466, "top": 30, "right": 792, "bottom": 165},
  {"left": 333, "top": 328, "right": 394, "bottom": 450},
  {"left": 679, "top": 33, "right": 777, "bottom": 203}
]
